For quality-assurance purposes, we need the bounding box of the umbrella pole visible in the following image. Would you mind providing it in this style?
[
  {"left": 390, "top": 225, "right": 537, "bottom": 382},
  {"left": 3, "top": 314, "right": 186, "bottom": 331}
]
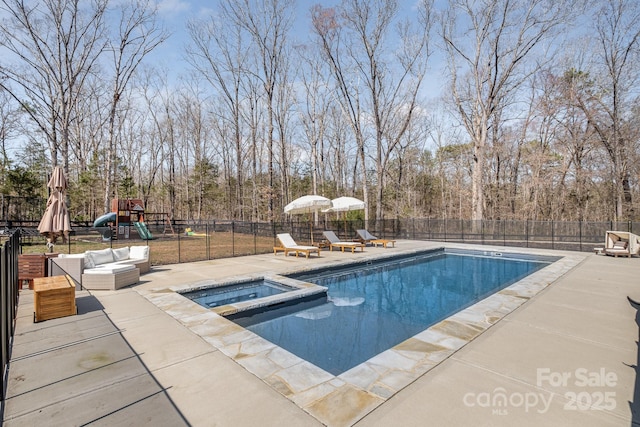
[{"left": 344, "top": 213, "right": 347, "bottom": 238}]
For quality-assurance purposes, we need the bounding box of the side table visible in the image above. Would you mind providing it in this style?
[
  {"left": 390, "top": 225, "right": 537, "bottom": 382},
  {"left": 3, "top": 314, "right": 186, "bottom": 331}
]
[{"left": 33, "top": 275, "right": 76, "bottom": 322}]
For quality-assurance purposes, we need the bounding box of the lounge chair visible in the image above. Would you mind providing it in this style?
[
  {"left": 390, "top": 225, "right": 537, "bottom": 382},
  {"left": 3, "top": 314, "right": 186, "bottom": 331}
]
[
  {"left": 322, "top": 230, "right": 365, "bottom": 253},
  {"left": 605, "top": 240, "right": 630, "bottom": 257},
  {"left": 603, "top": 231, "right": 640, "bottom": 258},
  {"left": 274, "top": 233, "right": 320, "bottom": 258},
  {"left": 355, "top": 229, "right": 396, "bottom": 248}
]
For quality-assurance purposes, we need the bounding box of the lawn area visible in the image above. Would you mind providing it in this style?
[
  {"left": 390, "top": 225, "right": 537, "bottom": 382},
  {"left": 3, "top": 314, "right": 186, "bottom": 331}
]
[{"left": 18, "top": 230, "right": 277, "bottom": 266}]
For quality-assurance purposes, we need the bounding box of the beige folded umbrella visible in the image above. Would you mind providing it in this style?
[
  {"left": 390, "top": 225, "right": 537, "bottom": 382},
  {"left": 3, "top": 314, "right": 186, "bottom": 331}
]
[{"left": 37, "top": 166, "right": 71, "bottom": 251}]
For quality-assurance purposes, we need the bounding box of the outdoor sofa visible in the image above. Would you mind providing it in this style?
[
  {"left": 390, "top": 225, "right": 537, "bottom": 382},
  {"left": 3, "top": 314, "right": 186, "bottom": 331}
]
[{"left": 50, "top": 245, "right": 150, "bottom": 290}]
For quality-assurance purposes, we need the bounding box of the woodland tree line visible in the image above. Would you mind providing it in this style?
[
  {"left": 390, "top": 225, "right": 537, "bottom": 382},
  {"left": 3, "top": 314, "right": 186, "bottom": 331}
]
[{"left": 1, "top": 0, "right": 639, "bottom": 224}]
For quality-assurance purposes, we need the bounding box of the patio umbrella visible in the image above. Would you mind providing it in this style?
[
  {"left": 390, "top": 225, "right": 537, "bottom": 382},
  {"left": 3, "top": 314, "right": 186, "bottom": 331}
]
[
  {"left": 284, "top": 195, "right": 332, "bottom": 244},
  {"left": 322, "top": 196, "right": 366, "bottom": 237},
  {"left": 37, "top": 166, "right": 71, "bottom": 251}
]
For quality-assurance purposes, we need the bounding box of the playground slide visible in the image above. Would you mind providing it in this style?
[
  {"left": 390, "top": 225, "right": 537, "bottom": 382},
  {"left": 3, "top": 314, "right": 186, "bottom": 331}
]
[
  {"left": 134, "top": 221, "right": 154, "bottom": 240},
  {"left": 93, "top": 212, "right": 116, "bottom": 228}
]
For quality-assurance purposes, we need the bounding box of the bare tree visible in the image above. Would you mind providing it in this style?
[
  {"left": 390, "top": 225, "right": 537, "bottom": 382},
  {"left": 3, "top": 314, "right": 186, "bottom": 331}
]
[
  {"left": 441, "top": 0, "right": 574, "bottom": 222},
  {"left": 548, "top": 69, "right": 598, "bottom": 221},
  {"left": 312, "top": 0, "right": 433, "bottom": 221},
  {"left": 0, "top": 0, "right": 107, "bottom": 172},
  {"left": 223, "top": 0, "right": 295, "bottom": 220},
  {"left": 297, "top": 44, "right": 332, "bottom": 197},
  {"left": 186, "top": 9, "right": 250, "bottom": 219},
  {"left": 101, "top": 0, "right": 167, "bottom": 213},
  {"left": 0, "top": 91, "right": 20, "bottom": 165},
  {"left": 311, "top": 4, "right": 370, "bottom": 220},
  {"left": 573, "top": 0, "right": 640, "bottom": 221}
]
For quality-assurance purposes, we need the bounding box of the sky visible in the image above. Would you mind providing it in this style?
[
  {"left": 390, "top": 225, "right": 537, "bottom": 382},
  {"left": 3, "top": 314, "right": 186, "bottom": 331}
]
[
  {"left": 150, "top": 0, "right": 341, "bottom": 79},
  {"left": 149, "top": 0, "right": 440, "bottom": 90}
]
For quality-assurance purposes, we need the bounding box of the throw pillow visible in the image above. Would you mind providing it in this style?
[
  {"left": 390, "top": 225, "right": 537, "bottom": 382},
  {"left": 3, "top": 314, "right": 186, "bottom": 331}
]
[
  {"left": 112, "top": 247, "right": 130, "bottom": 261},
  {"left": 87, "top": 248, "right": 115, "bottom": 267},
  {"left": 129, "top": 245, "right": 149, "bottom": 260}
]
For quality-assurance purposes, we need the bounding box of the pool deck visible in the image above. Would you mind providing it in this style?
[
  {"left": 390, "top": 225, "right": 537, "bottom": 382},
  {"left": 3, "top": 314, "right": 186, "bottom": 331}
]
[{"left": 2, "top": 240, "right": 639, "bottom": 426}]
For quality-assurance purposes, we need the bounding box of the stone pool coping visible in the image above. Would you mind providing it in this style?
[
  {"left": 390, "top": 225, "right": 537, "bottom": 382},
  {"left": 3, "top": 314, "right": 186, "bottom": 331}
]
[
  {"left": 139, "top": 246, "right": 586, "bottom": 426},
  {"left": 171, "top": 274, "right": 328, "bottom": 317}
]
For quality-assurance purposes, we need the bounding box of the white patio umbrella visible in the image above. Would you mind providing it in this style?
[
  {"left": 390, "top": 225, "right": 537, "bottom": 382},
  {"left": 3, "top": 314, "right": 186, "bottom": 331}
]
[
  {"left": 322, "top": 196, "right": 366, "bottom": 237},
  {"left": 284, "top": 195, "right": 332, "bottom": 243},
  {"left": 37, "top": 166, "right": 71, "bottom": 251}
]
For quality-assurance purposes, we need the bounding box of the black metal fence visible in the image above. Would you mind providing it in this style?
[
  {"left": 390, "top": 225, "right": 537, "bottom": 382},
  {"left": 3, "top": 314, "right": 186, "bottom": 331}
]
[
  {"left": 139, "top": 218, "right": 636, "bottom": 262},
  {"left": 6, "top": 218, "right": 638, "bottom": 266},
  {"left": 1, "top": 229, "right": 20, "bottom": 402},
  {"left": 386, "top": 219, "right": 638, "bottom": 252}
]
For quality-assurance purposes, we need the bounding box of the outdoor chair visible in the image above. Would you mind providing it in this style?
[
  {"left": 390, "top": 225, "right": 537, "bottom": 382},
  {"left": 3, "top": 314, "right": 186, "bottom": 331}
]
[
  {"left": 604, "top": 239, "right": 631, "bottom": 258},
  {"left": 274, "top": 233, "right": 320, "bottom": 258},
  {"left": 356, "top": 229, "right": 396, "bottom": 248},
  {"left": 322, "top": 230, "right": 365, "bottom": 253},
  {"left": 602, "top": 231, "right": 640, "bottom": 258}
]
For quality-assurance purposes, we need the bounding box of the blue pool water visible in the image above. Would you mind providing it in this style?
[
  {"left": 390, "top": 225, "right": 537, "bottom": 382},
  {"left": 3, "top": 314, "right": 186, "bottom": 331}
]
[
  {"left": 233, "top": 251, "right": 551, "bottom": 375},
  {"left": 183, "top": 281, "right": 291, "bottom": 308}
]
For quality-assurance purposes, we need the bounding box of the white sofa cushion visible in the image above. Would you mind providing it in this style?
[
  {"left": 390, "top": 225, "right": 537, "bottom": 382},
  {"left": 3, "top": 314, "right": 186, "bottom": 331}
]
[
  {"left": 84, "top": 264, "right": 136, "bottom": 274},
  {"left": 129, "top": 246, "right": 149, "bottom": 260},
  {"left": 58, "top": 253, "right": 85, "bottom": 259},
  {"left": 112, "top": 247, "right": 130, "bottom": 261},
  {"left": 86, "top": 248, "right": 115, "bottom": 268}
]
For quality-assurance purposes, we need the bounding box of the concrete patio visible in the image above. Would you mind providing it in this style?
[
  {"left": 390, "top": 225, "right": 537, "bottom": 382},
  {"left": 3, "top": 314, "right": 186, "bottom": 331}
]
[{"left": 2, "top": 241, "right": 639, "bottom": 426}]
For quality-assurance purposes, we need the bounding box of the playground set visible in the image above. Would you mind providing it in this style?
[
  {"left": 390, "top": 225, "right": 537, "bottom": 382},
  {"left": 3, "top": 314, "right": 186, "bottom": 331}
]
[{"left": 93, "top": 198, "right": 173, "bottom": 241}]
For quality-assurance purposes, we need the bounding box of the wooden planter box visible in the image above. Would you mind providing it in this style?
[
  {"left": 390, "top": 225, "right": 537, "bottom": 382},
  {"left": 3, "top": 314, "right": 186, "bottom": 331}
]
[{"left": 33, "top": 275, "right": 76, "bottom": 322}]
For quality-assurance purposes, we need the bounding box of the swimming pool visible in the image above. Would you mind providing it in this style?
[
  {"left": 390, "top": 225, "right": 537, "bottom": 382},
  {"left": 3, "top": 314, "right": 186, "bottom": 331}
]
[
  {"left": 145, "top": 243, "right": 584, "bottom": 426},
  {"left": 182, "top": 280, "right": 294, "bottom": 308},
  {"left": 230, "top": 250, "right": 552, "bottom": 375}
]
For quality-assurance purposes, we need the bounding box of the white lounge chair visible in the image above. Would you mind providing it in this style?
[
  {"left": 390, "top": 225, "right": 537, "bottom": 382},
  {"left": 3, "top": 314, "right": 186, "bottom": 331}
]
[
  {"left": 323, "top": 230, "right": 365, "bottom": 253},
  {"left": 603, "top": 231, "right": 640, "bottom": 258},
  {"left": 356, "top": 229, "right": 396, "bottom": 248},
  {"left": 274, "top": 233, "right": 320, "bottom": 258}
]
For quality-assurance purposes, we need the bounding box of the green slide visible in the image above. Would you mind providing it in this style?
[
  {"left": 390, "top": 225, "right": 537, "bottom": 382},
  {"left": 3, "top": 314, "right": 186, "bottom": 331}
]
[{"left": 134, "top": 221, "right": 154, "bottom": 240}]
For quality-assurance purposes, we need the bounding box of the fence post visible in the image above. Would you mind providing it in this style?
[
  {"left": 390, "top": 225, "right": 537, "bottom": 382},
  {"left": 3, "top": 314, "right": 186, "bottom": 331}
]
[
  {"left": 427, "top": 218, "right": 430, "bottom": 240},
  {"left": 205, "top": 223, "right": 209, "bottom": 260},
  {"left": 253, "top": 222, "right": 257, "bottom": 255},
  {"left": 444, "top": 219, "right": 447, "bottom": 242},
  {"left": 232, "top": 221, "right": 235, "bottom": 257},
  {"left": 503, "top": 220, "right": 508, "bottom": 246},
  {"left": 1, "top": 229, "right": 20, "bottom": 402},
  {"left": 526, "top": 219, "right": 529, "bottom": 248},
  {"left": 551, "top": 221, "right": 555, "bottom": 250},
  {"left": 579, "top": 220, "right": 583, "bottom": 252},
  {"left": 1, "top": 244, "right": 6, "bottom": 401},
  {"left": 177, "top": 227, "right": 181, "bottom": 263}
]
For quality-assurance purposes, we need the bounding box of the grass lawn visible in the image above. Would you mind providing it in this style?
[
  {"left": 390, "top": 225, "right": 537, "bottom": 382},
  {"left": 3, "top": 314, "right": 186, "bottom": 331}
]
[{"left": 18, "top": 230, "right": 277, "bottom": 266}]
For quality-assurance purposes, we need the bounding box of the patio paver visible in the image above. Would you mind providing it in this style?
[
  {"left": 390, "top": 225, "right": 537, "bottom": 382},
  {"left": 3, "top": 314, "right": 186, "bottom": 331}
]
[{"left": 2, "top": 241, "right": 639, "bottom": 426}]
